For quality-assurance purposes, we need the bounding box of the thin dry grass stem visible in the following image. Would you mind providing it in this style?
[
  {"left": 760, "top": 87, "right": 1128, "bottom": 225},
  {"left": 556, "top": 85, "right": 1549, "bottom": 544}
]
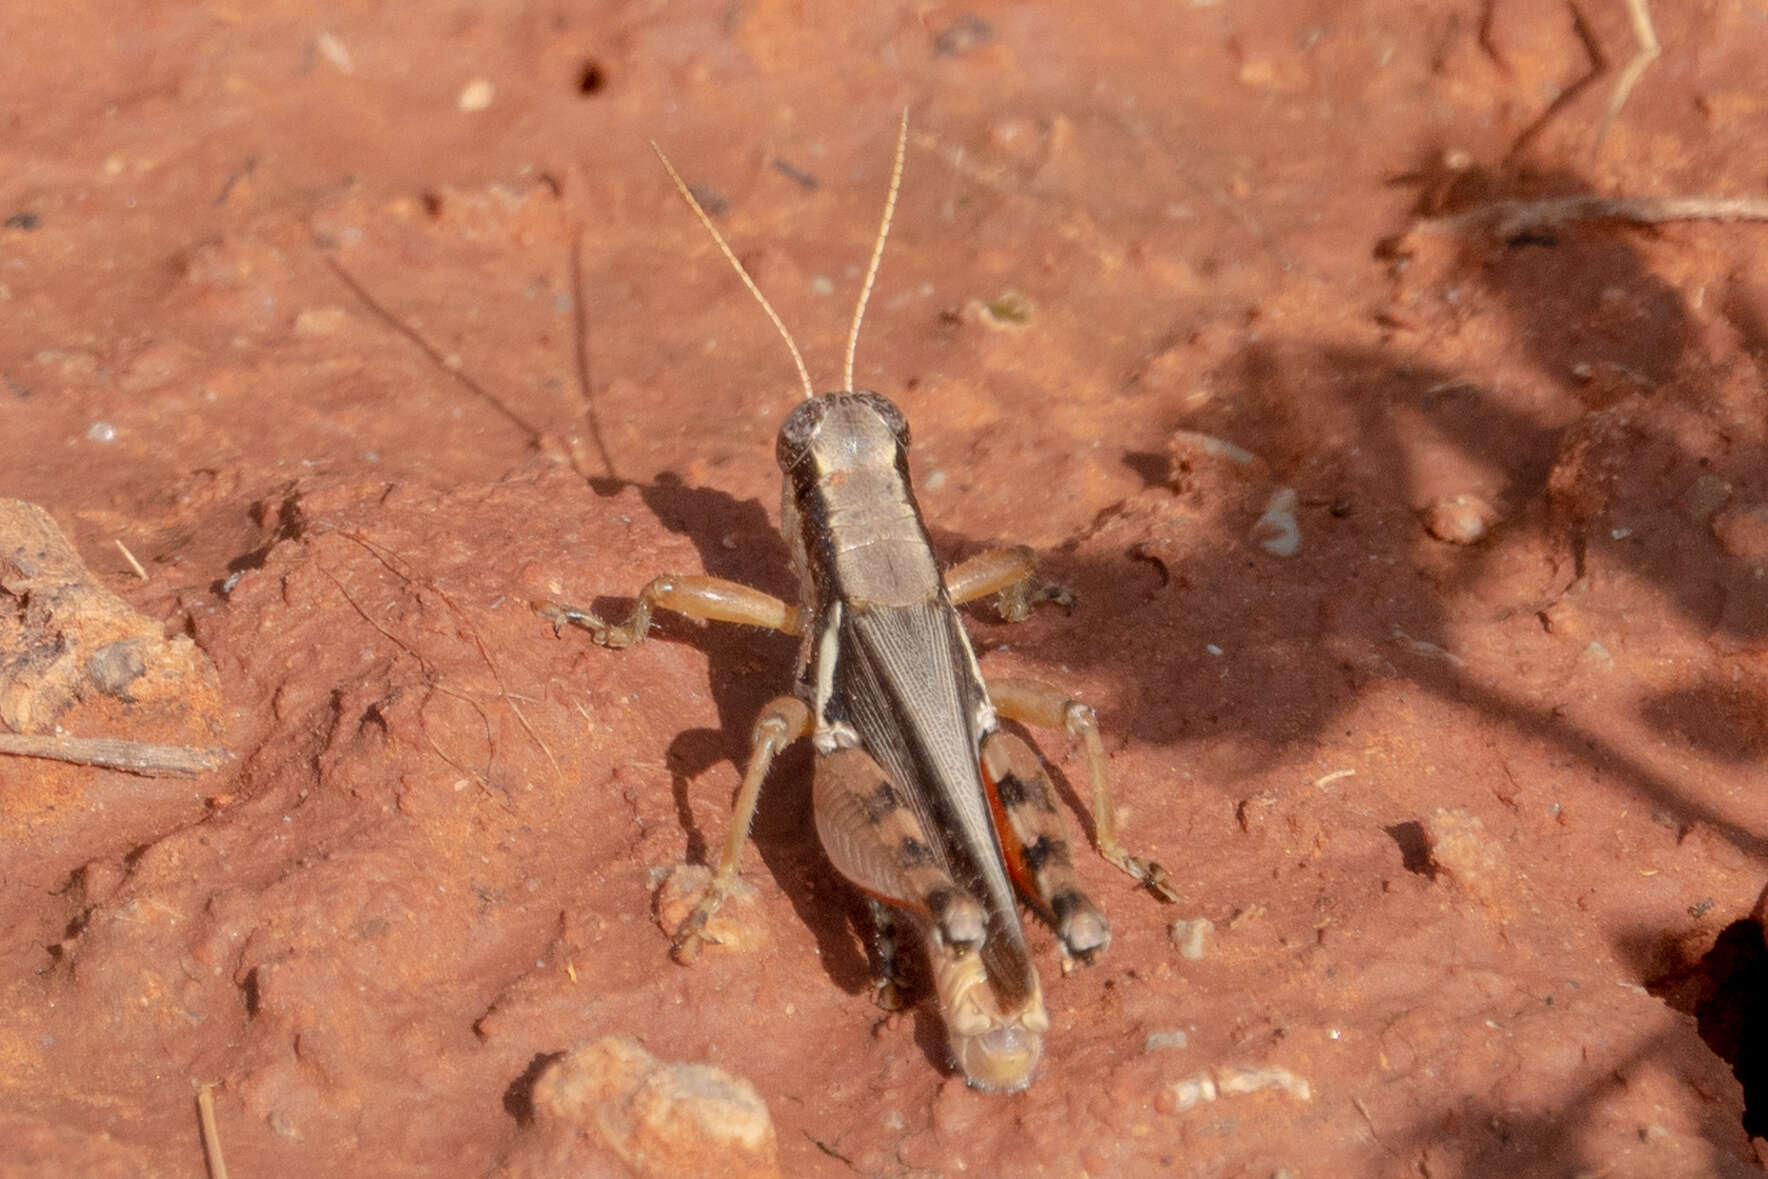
[
  {"left": 1592, "top": 0, "right": 1661, "bottom": 158},
  {"left": 1416, "top": 194, "right": 1768, "bottom": 241},
  {"left": 114, "top": 539, "right": 148, "bottom": 580},
  {"left": 196, "top": 1083, "right": 228, "bottom": 1179},
  {"left": 336, "top": 530, "right": 563, "bottom": 785},
  {"left": 314, "top": 560, "right": 509, "bottom": 807}
]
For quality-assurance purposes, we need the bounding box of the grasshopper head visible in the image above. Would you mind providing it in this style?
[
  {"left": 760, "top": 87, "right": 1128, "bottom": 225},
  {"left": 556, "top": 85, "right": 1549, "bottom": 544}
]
[{"left": 775, "top": 391, "right": 910, "bottom": 477}]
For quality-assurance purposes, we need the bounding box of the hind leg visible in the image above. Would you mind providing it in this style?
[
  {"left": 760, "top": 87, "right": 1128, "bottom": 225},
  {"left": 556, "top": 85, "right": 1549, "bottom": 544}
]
[
  {"left": 812, "top": 746, "right": 986, "bottom": 957},
  {"left": 979, "top": 728, "right": 1112, "bottom": 964},
  {"left": 988, "top": 677, "right": 1179, "bottom": 903}
]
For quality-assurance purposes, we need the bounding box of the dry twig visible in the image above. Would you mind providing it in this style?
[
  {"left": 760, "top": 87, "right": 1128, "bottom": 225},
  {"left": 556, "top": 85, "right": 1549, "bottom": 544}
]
[
  {"left": 0, "top": 733, "right": 230, "bottom": 777},
  {"left": 1414, "top": 194, "right": 1768, "bottom": 241}
]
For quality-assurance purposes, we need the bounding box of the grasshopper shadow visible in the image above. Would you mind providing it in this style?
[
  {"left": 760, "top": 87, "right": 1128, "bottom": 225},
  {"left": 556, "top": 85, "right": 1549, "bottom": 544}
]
[{"left": 607, "top": 470, "right": 880, "bottom": 995}]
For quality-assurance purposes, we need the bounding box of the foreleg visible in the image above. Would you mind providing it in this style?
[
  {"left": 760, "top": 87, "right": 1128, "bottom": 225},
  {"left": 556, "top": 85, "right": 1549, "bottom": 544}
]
[
  {"left": 536, "top": 574, "right": 800, "bottom": 649},
  {"left": 944, "top": 545, "right": 1074, "bottom": 622}
]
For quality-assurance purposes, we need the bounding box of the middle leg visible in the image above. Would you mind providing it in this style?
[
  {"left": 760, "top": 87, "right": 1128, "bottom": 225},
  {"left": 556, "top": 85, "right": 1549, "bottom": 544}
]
[{"left": 812, "top": 745, "right": 987, "bottom": 957}]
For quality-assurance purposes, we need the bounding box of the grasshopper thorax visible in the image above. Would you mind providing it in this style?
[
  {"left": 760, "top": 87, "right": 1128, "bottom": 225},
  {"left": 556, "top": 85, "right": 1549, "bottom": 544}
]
[{"left": 777, "top": 391, "right": 936, "bottom": 612}]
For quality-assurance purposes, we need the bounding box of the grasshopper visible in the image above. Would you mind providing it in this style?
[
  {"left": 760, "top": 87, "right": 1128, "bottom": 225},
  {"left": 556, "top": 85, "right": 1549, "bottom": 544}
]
[{"left": 539, "top": 113, "right": 1176, "bottom": 1092}]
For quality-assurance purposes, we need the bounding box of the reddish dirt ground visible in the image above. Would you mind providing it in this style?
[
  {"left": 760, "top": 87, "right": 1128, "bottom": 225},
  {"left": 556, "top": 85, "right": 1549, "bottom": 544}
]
[{"left": 5, "top": 1, "right": 1768, "bottom": 1175}]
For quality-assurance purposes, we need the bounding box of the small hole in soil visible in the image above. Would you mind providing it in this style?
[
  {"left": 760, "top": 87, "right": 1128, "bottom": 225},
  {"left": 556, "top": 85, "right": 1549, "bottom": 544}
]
[
  {"left": 1647, "top": 918, "right": 1768, "bottom": 1138},
  {"left": 1384, "top": 820, "right": 1437, "bottom": 878},
  {"left": 241, "top": 967, "right": 262, "bottom": 1017},
  {"left": 575, "top": 60, "right": 606, "bottom": 95},
  {"left": 503, "top": 1050, "right": 567, "bottom": 1124},
  {"left": 420, "top": 191, "right": 444, "bottom": 218},
  {"left": 1121, "top": 450, "right": 1170, "bottom": 488}
]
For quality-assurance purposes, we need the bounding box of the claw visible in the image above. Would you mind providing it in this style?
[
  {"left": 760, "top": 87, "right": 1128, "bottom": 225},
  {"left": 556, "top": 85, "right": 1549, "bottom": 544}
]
[
  {"left": 873, "top": 975, "right": 907, "bottom": 1013},
  {"left": 532, "top": 600, "right": 569, "bottom": 635},
  {"left": 655, "top": 864, "right": 762, "bottom": 963},
  {"left": 670, "top": 924, "right": 712, "bottom": 964},
  {"left": 1112, "top": 851, "right": 1180, "bottom": 903},
  {"left": 993, "top": 579, "right": 1076, "bottom": 623},
  {"left": 1038, "top": 582, "right": 1078, "bottom": 615},
  {"left": 668, "top": 885, "right": 726, "bottom": 963},
  {"left": 534, "top": 600, "right": 606, "bottom": 640}
]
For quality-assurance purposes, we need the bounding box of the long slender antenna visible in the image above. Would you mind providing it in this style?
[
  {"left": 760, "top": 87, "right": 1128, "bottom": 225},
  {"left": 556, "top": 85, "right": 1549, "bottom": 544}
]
[
  {"left": 843, "top": 108, "right": 909, "bottom": 394},
  {"left": 651, "top": 142, "right": 815, "bottom": 402}
]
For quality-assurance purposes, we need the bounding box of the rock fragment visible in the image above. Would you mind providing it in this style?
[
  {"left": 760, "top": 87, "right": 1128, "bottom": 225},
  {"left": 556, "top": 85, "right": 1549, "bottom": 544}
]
[
  {"left": 1421, "top": 807, "right": 1509, "bottom": 916},
  {"left": 506, "top": 1037, "right": 779, "bottom": 1179},
  {"left": 1713, "top": 503, "right": 1768, "bottom": 562},
  {"left": 1158, "top": 1064, "right": 1312, "bottom": 1114},
  {"left": 1422, "top": 493, "right": 1497, "bottom": 544},
  {"left": 0, "top": 498, "right": 223, "bottom": 736},
  {"left": 653, "top": 865, "right": 767, "bottom": 953}
]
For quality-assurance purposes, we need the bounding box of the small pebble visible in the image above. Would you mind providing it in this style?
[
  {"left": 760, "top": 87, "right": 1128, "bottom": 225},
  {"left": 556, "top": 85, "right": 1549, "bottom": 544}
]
[
  {"left": 1166, "top": 1072, "right": 1217, "bottom": 1112},
  {"left": 293, "top": 306, "right": 348, "bottom": 336},
  {"left": 86, "top": 421, "right": 116, "bottom": 442},
  {"left": 1251, "top": 487, "right": 1300, "bottom": 557},
  {"left": 1169, "top": 429, "right": 1258, "bottom": 467},
  {"left": 1422, "top": 493, "right": 1496, "bottom": 544},
  {"left": 457, "top": 78, "right": 495, "bottom": 112},
  {"left": 1144, "top": 1030, "right": 1190, "bottom": 1052},
  {"left": 1677, "top": 473, "right": 1732, "bottom": 523},
  {"left": 1169, "top": 917, "right": 1215, "bottom": 960},
  {"left": 1713, "top": 503, "right": 1768, "bottom": 562},
  {"left": 977, "top": 290, "right": 1032, "bottom": 328},
  {"left": 314, "top": 30, "right": 354, "bottom": 73}
]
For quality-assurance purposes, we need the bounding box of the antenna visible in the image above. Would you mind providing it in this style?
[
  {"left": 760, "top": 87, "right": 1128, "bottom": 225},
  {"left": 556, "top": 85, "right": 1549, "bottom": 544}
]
[
  {"left": 652, "top": 142, "right": 816, "bottom": 402},
  {"left": 844, "top": 108, "right": 909, "bottom": 394}
]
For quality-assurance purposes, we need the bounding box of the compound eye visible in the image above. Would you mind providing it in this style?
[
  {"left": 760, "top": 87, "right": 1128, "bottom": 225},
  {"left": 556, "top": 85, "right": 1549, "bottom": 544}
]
[
  {"left": 776, "top": 398, "right": 827, "bottom": 471},
  {"left": 857, "top": 392, "right": 910, "bottom": 448}
]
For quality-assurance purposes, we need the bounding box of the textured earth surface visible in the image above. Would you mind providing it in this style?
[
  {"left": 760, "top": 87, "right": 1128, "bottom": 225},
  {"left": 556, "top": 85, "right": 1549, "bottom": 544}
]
[{"left": 4, "top": 1, "right": 1768, "bottom": 1175}]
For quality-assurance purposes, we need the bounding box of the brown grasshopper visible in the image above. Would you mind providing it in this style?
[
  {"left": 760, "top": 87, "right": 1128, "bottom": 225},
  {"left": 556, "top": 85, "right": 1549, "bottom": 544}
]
[{"left": 539, "top": 113, "right": 1176, "bottom": 1092}]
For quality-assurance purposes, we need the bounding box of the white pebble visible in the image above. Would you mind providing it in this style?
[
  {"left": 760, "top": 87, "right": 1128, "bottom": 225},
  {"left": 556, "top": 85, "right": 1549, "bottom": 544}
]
[
  {"left": 1251, "top": 487, "right": 1300, "bottom": 557},
  {"left": 1144, "top": 1030, "right": 1190, "bottom": 1052},
  {"left": 457, "top": 78, "right": 495, "bottom": 112}
]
